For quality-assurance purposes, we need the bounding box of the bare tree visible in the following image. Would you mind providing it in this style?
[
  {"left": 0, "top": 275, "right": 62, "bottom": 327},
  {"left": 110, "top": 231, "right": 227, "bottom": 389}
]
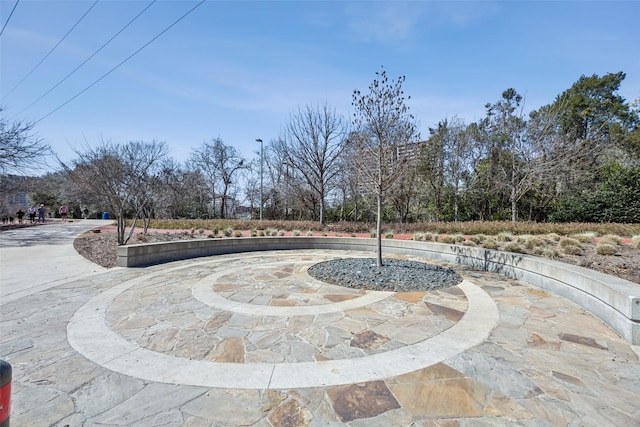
[
  {"left": 1, "top": 108, "right": 51, "bottom": 173},
  {"left": 190, "top": 137, "right": 245, "bottom": 219},
  {"left": 284, "top": 102, "right": 349, "bottom": 224},
  {"left": 352, "top": 67, "right": 420, "bottom": 266},
  {"left": 63, "top": 139, "right": 167, "bottom": 244}
]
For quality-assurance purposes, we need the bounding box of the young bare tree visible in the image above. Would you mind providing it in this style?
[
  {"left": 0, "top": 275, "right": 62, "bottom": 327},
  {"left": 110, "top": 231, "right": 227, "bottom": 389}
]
[
  {"left": 284, "top": 102, "right": 349, "bottom": 224},
  {"left": 63, "top": 139, "right": 167, "bottom": 244},
  {"left": 352, "top": 67, "right": 420, "bottom": 266}
]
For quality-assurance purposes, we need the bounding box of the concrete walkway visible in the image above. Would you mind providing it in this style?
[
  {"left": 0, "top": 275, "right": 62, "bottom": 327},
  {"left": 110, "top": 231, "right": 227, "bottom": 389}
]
[{"left": 1, "top": 223, "right": 639, "bottom": 426}]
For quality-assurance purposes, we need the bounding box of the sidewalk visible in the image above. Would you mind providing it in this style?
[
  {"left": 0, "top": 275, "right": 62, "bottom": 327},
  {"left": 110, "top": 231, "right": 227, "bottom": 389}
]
[
  {"left": 0, "top": 220, "right": 109, "bottom": 304},
  {"left": 1, "top": 223, "right": 639, "bottom": 426}
]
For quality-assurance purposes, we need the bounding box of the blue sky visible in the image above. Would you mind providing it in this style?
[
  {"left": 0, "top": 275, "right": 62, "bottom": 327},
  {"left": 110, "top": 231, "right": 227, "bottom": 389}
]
[{"left": 1, "top": 0, "right": 639, "bottom": 170}]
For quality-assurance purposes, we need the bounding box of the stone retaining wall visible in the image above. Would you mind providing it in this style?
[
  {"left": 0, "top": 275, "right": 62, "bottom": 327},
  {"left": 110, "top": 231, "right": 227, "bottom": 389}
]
[{"left": 117, "top": 236, "right": 640, "bottom": 344}]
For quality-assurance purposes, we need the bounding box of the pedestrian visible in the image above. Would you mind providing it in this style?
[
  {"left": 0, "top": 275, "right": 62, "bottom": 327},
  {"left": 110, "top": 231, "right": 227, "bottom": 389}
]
[
  {"left": 37, "top": 204, "right": 46, "bottom": 223},
  {"left": 59, "top": 203, "right": 69, "bottom": 222},
  {"left": 16, "top": 209, "right": 25, "bottom": 224},
  {"left": 83, "top": 207, "right": 89, "bottom": 219},
  {"left": 28, "top": 206, "right": 36, "bottom": 223}
]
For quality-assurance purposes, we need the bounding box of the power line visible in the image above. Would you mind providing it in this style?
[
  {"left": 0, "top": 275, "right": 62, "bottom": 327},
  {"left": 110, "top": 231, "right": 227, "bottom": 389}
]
[
  {"left": 0, "top": 0, "right": 20, "bottom": 37},
  {"left": 2, "top": 0, "right": 100, "bottom": 100},
  {"left": 15, "top": 0, "right": 157, "bottom": 117},
  {"left": 35, "top": 0, "right": 207, "bottom": 125}
]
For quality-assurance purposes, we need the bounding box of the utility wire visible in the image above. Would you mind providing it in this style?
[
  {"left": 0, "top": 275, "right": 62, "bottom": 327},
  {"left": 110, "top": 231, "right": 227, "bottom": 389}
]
[
  {"left": 15, "top": 0, "right": 157, "bottom": 117},
  {"left": 0, "top": 0, "right": 20, "bottom": 37},
  {"left": 3, "top": 0, "right": 99, "bottom": 99},
  {"left": 35, "top": 0, "right": 206, "bottom": 125}
]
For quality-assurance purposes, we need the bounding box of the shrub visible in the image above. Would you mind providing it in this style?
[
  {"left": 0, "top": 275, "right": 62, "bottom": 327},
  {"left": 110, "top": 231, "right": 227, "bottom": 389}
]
[
  {"left": 595, "top": 243, "right": 617, "bottom": 255},
  {"left": 482, "top": 240, "right": 498, "bottom": 250},
  {"left": 632, "top": 235, "right": 640, "bottom": 249}
]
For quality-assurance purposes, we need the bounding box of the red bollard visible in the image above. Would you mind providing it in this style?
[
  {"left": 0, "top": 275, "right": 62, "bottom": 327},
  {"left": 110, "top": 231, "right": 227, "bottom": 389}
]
[{"left": 0, "top": 360, "right": 10, "bottom": 427}]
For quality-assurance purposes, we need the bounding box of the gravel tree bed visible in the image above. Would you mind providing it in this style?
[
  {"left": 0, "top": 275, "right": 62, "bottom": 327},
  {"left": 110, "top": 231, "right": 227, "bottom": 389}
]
[{"left": 307, "top": 258, "right": 463, "bottom": 292}]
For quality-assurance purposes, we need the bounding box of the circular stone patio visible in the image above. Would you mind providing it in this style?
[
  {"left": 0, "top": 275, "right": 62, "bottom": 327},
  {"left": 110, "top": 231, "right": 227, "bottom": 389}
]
[{"left": 4, "top": 244, "right": 639, "bottom": 425}]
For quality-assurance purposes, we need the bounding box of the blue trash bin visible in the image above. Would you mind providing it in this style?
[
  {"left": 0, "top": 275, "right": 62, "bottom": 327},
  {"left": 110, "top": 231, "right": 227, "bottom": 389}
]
[{"left": 101, "top": 212, "right": 110, "bottom": 220}]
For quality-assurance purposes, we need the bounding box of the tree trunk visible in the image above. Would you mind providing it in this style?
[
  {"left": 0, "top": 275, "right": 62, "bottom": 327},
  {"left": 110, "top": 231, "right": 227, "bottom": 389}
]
[
  {"left": 511, "top": 186, "right": 518, "bottom": 222},
  {"left": 376, "top": 194, "right": 383, "bottom": 267}
]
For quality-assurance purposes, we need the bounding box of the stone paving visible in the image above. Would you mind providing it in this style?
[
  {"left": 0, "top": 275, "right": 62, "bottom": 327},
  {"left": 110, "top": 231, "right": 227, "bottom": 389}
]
[{"left": 1, "top": 225, "right": 640, "bottom": 426}]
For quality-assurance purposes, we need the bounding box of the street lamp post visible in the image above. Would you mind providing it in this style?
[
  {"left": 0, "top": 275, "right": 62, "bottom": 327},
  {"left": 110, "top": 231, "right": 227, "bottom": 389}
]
[{"left": 256, "top": 138, "right": 263, "bottom": 221}]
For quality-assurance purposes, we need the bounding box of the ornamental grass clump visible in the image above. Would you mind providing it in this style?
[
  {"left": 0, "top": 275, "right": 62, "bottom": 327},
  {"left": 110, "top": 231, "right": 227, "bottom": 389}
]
[
  {"left": 413, "top": 232, "right": 426, "bottom": 241},
  {"left": 306, "top": 230, "right": 313, "bottom": 237},
  {"left": 292, "top": 230, "right": 301, "bottom": 236},
  {"left": 384, "top": 231, "right": 394, "bottom": 239},
  {"left": 482, "top": 239, "right": 498, "bottom": 250},
  {"left": 250, "top": 229, "right": 258, "bottom": 237},
  {"left": 558, "top": 237, "right": 583, "bottom": 255},
  {"left": 524, "top": 236, "right": 545, "bottom": 250},
  {"left": 440, "top": 234, "right": 456, "bottom": 244},
  {"left": 541, "top": 248, "right": 562, "bottom": 259},
  {"left": 595, "top": 243, "right": 617, "bottom": 256},
  {"left": 571, "top": 232, "right": 597, "bottom": 244},
  {"left": 233, "top": 230, "right": 243, "bottom": 237},
  {"left": 545, "top": 233, "right": 561, "bottom": 243},
  {"left": 469, "top": 234, "right": 487, "bottom": 244},
  {"left": 223, "top": 227, "right": 233, "bottom": 237},
  {"left": 497, "top": 231, "right": 514, "bottom": 242},
  {"left": 504, "top": 242, "right": 525, "bottom": 253},
  {"left": 599, "top": 234, "right": 622, "bottom": 246},
  {"left": 632, "top": 235, "right": 640, "bottom": 249}
]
